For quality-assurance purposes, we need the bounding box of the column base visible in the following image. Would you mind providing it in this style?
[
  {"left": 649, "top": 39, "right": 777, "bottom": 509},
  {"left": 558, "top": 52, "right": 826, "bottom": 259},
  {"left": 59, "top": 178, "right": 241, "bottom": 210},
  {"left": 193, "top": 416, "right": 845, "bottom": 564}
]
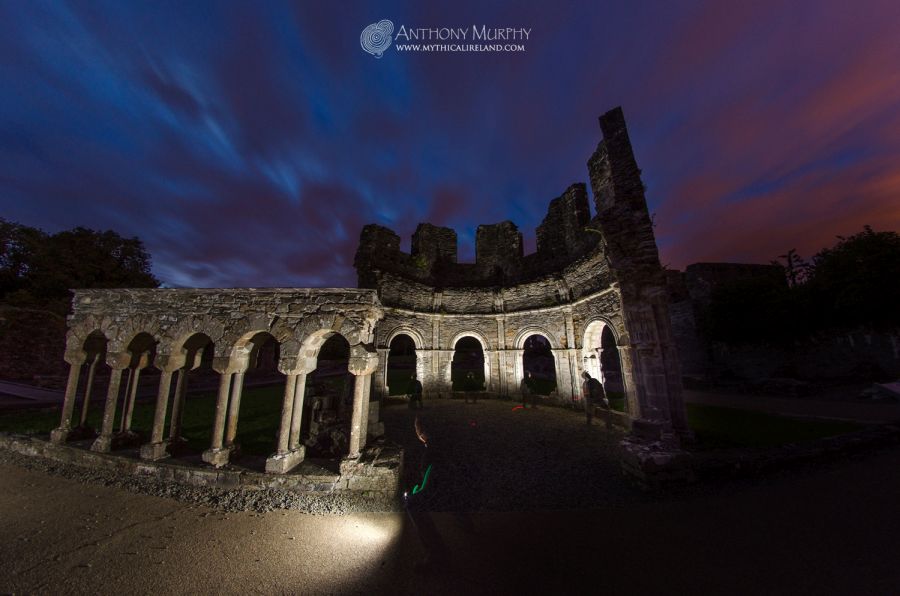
[
  {"left": 201, "top": 447, "right": 232, "bottom": 468},
  {"left": 140, "top": 440, "right": 171, "bottom": 461},
  {"left": 50, "top": 427, "right": 70, "bottom": 444},
  {"left": 265, "top": 446, "right": 306, "bottom": 474},
  {"left": 91, "top": 435, "right": 113, "bottom": 452}
]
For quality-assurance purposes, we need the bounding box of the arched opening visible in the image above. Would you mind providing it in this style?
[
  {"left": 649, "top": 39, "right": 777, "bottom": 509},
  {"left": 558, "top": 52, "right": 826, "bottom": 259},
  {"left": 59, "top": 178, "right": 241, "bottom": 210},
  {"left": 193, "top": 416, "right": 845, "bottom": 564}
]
[
  {"left": 452, "top": 336, "right": 485, "bottom": 392},
  {"left": 387, "top": 334, "right": 417, "bottom": 396},
  {"left": 170, "top": 333, "right": 215, "bottom": 455},
  {"left": 229, "top": 332, "right": 283, "bottom": 460},
  {"left": 69, "top": 331, "right": 109, "bottom": 439},
  {"left": 522, "top": 334, "right": 556, "bottom": 395},
  {"left": 118, "top": 332, "right": 158, "bottom": 442},
  {"left": 304, "top": 333, "right": 352, "bottom": 458},
  {"left": 582, "top": 321, "right": 626, "bottom": 413},
  {"left": 600, "top": 326, "right": 625, "bottom": 411}
]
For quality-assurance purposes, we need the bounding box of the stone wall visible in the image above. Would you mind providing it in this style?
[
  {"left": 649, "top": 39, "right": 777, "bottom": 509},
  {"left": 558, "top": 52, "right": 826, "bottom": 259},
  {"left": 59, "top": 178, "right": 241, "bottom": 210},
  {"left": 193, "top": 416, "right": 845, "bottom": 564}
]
[{"left": 358, "top": 106, "right": 689, "bottom": 440}]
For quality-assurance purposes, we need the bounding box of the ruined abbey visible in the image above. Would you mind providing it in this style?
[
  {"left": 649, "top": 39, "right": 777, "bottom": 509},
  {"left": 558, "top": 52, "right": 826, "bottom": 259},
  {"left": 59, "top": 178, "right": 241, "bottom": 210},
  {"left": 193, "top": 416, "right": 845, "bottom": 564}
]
[{"left": 48, "top": 107, "right": 689, "bottom": 482}]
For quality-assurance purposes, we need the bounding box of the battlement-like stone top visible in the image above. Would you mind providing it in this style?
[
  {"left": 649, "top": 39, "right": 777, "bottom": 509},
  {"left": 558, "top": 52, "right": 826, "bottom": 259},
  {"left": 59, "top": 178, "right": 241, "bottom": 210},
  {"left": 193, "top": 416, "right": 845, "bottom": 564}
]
[{"left": 354, "top": 181, "right": 602, "bottom": 290}]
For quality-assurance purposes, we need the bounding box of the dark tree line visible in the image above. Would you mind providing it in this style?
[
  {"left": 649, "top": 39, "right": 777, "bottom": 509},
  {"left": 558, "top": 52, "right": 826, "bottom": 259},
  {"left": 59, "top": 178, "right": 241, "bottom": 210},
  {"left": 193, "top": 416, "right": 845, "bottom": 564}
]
[
  {"left": 0, "top": 218, "right": 159, "bottom": 314},
  {"left": 701, "top": 226, "right": 900, "bottom": 344}
]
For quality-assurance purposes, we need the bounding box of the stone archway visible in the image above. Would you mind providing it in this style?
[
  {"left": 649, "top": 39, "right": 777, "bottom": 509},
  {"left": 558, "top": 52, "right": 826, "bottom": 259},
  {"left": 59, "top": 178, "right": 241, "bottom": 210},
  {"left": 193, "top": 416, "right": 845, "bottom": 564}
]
[
  {"left": 386, "top": 333, "right": 418, "bottom": 396},
  {"left": 582, "top": 319, "right": 627, "bottom": 412},
  {"left": 521, "top": 334, "right": 557, "bottom": 395},
  {"left": 448, "top": 332, "right": 491, "bottom": 394}
]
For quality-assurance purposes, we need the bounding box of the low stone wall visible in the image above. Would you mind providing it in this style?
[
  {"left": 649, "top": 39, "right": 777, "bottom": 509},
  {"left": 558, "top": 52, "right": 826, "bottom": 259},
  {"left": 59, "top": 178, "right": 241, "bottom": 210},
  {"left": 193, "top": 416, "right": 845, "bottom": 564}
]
[
  {"left": 0, "top": 433, "right": 402, "bottom": 500},
  {"left": 621, "top": 423, "right": 900, "bottom": 490}
]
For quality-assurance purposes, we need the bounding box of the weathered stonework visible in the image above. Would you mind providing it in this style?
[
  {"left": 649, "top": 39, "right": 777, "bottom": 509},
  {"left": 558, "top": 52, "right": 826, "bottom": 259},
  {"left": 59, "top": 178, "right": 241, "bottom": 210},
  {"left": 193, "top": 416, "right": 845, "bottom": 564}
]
[
  {"left": 359, "top": 108, "right": 689, "bottom": 444},
  {"left": 45, "top": 107, "right": 690, "bottom": 490}
]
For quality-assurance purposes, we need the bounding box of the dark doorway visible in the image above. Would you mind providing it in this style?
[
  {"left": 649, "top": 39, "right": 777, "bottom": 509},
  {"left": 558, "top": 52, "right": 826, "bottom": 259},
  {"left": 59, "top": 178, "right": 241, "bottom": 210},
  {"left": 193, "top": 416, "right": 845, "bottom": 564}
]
[
  {"left": 600, "top": 326, "right": 625, "bottom": 411},
  {"left": 452, "top": 336, "right": 485, "bottom": 392},
  {"left": 523, "top": 334, "right": 556, "bottom": 395},
  {"left": 387, "top": 334, "right": 416, "bottom": 396}
]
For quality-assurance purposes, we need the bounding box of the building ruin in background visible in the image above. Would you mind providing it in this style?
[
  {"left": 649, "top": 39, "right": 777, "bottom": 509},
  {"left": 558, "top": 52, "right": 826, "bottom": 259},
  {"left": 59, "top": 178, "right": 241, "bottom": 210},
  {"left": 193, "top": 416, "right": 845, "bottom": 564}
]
[{"left": 49, "top": 107, "right": 689, "bottom": 478}]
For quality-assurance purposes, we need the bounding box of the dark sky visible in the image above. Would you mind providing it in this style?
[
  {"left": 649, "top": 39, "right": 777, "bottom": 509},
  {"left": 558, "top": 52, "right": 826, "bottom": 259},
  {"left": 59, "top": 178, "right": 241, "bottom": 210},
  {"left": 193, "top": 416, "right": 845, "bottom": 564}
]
[{"left": 2, "top": 1, "right": 899, "bottom": 288}]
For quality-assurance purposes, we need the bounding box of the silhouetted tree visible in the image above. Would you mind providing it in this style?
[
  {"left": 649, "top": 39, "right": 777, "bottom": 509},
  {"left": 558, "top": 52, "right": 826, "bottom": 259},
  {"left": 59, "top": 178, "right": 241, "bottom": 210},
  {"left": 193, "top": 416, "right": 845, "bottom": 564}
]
[
  {"left": 0, "top": 218, "right": 159, "bottom": 313},
  {"left": 804, "top": 226, "right": 900, "bottom": 330}
]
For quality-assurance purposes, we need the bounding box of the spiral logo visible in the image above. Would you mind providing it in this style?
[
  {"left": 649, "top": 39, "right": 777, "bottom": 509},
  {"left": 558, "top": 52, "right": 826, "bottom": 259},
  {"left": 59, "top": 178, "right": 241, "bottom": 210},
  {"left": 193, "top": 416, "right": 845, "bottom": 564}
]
[{"left": 360, "top": 19, "right": 394, "bottom": 59}]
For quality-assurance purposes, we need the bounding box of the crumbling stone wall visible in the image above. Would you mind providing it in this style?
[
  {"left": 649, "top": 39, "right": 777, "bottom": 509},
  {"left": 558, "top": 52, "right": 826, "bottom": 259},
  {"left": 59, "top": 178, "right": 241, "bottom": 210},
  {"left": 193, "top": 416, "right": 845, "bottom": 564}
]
[
  {"left": 361, "top": 107, "right": 689, "bottom": 437},
  {"left": 48, "top": 106, "right": 690, "bottom": 479},
  {"left": 51, "top": 288, "right": 384, "bottom": 474}
]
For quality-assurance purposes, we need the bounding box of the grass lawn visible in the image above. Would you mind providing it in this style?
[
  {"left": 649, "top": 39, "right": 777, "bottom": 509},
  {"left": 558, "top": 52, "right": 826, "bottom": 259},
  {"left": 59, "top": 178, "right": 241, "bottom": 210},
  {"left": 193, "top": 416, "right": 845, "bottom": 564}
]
[
  {"left": 0, "top": 390, "right": 866, "bottom": 454},
  {"left": 686, "top": 403, "right": 863, "bottom": 449},
  {"left": 0, "top": 385, "right": 285, "bottom": 456}
]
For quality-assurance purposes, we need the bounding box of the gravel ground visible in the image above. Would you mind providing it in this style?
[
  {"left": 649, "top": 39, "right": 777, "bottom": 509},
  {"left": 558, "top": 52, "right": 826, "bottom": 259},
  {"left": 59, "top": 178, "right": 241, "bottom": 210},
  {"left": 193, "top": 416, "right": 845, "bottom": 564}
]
[
  {"left": 0, "top": 447, "right": 399, "bottom": 515},
  {"left": 383, "top": 396, "right": 638, "bottom": 511}
]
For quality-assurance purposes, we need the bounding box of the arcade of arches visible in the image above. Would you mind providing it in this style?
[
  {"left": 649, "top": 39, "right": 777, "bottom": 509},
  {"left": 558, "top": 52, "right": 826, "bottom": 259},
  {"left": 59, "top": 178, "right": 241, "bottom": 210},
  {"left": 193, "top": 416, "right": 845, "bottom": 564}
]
[{"left": 49, "top": 108, "right": 689, "bottom": 479}]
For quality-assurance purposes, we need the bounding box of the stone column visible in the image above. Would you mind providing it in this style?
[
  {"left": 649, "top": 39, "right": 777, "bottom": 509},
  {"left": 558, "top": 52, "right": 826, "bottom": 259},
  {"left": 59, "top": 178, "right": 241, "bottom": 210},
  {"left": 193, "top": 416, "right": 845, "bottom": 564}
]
[
  {"left": 91, "top": 352, "right": 131, "bottom": 452},
  {"left": 50, "top": 351, "right": 87, "bottom": 444},
  {"left": 139, "top": 367, "right": 175, "bottom": 461},
  {"left": 266, "top": 366, "right": 311, "bottom": 474},
  {"left": 288, "top": 372, "right": 308, "bottom": 450},
  {"left": 275, "top": 373, "right": 299, "bottom": 455},
  {"left": 77, "top": 353, "right": 100, "bottom": 428},
  {"left": 512, "top": 349, "right": 525, "bottom": 396},
  {"left": 618, "top": 345, "right": 641, "bottom": 419},
  {"left": 202, "top": 366, "right": 234, "bottom": 467},
  {"left": 346, "top": 345, "right": 379, "bottom": 460},
  {"left": 118, "top": 367, "right": 133, "bottom": 431},
  {"left": 374, "top": 348, "right": 389, "bottom": 399},
  {"left": 168, "top": 368, "right": 189, "bottom": 444},
  {"left": 224, "top": 370, "right": 246, "bottom": 449},
  {"left": 122, "top": 351, "right": 150, "bottom": 433}
]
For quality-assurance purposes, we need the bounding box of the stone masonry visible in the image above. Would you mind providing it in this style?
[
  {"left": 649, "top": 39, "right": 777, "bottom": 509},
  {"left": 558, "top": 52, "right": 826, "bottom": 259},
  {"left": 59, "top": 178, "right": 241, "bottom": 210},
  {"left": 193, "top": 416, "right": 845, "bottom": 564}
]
[{"left": 49, "top": 107, "right": 690, "bottom": 481}]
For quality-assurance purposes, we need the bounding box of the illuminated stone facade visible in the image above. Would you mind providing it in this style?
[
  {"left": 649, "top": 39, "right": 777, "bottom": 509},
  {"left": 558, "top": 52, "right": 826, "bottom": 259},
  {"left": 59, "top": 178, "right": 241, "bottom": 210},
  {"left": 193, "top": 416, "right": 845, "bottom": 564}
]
[{"left": 50, "top": 107, "right": 689, "bottom": 476}]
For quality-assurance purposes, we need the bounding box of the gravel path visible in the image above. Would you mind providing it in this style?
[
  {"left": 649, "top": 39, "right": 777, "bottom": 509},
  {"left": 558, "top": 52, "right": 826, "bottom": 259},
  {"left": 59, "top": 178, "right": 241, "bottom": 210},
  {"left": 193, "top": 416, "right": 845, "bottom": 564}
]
[
  {"left": 382, "top": 396, "right": 635, "bottom": 511},
  {"left": 0, "top": 447, "right": 398, "bottom": 515}
]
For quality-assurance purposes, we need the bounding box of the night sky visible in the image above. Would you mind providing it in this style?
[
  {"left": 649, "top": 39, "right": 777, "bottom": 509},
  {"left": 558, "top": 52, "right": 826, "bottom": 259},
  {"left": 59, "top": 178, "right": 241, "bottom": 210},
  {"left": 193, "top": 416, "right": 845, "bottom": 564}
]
[{"left": 2, "top": 1, "right": 899, "bottom": 288}]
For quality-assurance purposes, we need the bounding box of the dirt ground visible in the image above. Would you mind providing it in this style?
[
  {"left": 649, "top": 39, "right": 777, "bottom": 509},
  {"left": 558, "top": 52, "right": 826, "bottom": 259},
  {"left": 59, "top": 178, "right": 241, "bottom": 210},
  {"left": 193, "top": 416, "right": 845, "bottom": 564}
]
[{"left": 3, "top": 437, "right": 900, "bottom": 594}]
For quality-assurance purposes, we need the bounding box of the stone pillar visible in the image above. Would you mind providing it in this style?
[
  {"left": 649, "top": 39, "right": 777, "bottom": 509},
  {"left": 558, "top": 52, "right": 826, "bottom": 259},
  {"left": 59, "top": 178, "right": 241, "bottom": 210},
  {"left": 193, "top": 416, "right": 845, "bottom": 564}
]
[
  {"left": 289, "top": 372, "right": 308, "bottom": 449},
  {"left": 168, "top": 368, "right": 189, "bottom": 444},
  {"left": 118, "top": 367, "right": 133, "bottom": 431},
  {"left": 266, "top": 367, "right": 310, "bottom": 474},
  {"left": 202, "top": 366, "right": 234, "bottom": 467},
  {"left": 224, "top": 371, "right": 246, "bottom": 449},
  {"left": 275, "top": 374, "right": 299, "bottom": 455},
  {"left": 77, "top": 353, "right": 100, "bottom": 428},
  {"left": 374, "top": 348, "right": 389, "bottom": 399},
  {"left": 122, "top": 352, "right": 150, "bottom": 433},
  {"left": 558, "top": 349, "right": 579, "bottom": 403},
  {"left": 50, "top": 352, "right": 87, "bottom": 443},
  {"left": 91, "top": 352, "right": 131, "bottom": 452},
  {"left": 618, "top": 345, "right": 640, "bottom": 418},
  {"left": 139, "top": 365, "right": 176, "bottom": 461},
  {"left": 497, "top": 349, "right": 508, "bottom": 398},
  {"left": 346, "top": 345, "right": 378, "bottom": 460}
]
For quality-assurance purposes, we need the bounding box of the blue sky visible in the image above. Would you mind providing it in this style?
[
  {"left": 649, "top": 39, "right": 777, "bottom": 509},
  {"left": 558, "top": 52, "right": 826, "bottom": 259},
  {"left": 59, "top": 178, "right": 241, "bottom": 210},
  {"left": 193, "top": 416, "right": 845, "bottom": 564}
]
[{"left": 2, "top": 0, "right": 899, "bottom": 287}]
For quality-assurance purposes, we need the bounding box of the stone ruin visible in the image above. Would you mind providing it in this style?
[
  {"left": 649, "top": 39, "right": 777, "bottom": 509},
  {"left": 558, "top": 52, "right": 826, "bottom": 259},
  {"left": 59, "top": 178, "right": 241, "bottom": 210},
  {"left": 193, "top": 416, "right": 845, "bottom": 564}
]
[{"left": 46, "top": 107, "right": 690, "bottom": 491}]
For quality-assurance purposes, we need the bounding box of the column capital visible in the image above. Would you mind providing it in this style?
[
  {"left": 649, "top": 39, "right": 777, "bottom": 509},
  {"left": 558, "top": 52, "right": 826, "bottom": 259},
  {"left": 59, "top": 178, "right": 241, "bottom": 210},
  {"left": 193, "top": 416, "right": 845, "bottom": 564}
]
[
  {"left": 63, "top": 349, "right": 87, "bottom": 366},
  {"left": 105, "top": 351, "right": 132, "bottom": 370},
  {"left": 154, "top": 353, "right": 186, "bottom": 373},
  {"left": 348, "top": 343, "right": 378, "bottom": 376},
  {"left": 277, "top": 356, "right": 317, "bottom": 376},
  {"left": 212, "top": 356, "right": 247, "bottom": 375}
]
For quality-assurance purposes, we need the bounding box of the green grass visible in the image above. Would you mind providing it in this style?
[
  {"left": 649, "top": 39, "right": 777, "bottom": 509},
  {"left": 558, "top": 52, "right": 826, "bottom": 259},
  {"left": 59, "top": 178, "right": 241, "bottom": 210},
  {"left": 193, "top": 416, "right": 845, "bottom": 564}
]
[
  {"left": 686, "top": 403, "right": 863, "bottom": 449},
  {"left": 0, "top": 385, "right": 286, "bottom": 456},
  {"left": 0, "top": 389, "right": 867, "bottom": 455}
]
